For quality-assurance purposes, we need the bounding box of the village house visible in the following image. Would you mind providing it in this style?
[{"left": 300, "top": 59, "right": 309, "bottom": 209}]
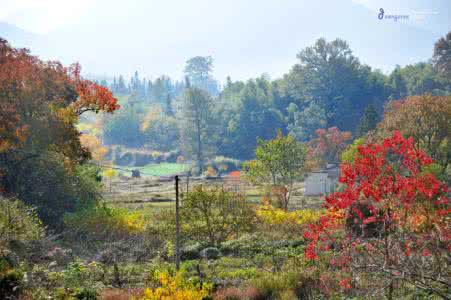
[{"left": 304, "top": 163, "right": 340, "bottom": 196}]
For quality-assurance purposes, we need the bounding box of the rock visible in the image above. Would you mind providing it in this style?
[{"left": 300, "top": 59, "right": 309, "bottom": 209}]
[{"left": 48, "top": 261, "right": 58, "bottom": 270}]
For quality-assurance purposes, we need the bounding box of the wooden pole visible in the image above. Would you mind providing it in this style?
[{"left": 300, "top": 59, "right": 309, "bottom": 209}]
[{"left": 175, "top": 175, "right": 180, "bottom": 271}]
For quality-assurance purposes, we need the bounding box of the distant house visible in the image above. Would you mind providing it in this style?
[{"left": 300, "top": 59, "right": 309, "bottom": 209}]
[{"left": 304, "top": 164, "right": 340, "bottom": 196}]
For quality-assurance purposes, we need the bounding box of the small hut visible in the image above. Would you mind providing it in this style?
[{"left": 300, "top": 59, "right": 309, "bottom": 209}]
[{"left": 304, "top": 164, "right": 340, "bottom": 196}]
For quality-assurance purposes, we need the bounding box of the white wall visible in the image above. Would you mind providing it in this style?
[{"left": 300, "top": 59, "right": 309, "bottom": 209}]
[{"left": 304, "top": 172, "right": 337, "bottom": 196}]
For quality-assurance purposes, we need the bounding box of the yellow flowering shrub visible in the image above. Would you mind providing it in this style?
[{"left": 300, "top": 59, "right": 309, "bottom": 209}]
[
  {"left": 140, "top": 270, "right": 210, "bottom": 300},
  {"left": 64, "top": 204, "right": 146, "bottom": 240},
  {"left": 256, "top": 204, "right": 323, "bottom": 226}
]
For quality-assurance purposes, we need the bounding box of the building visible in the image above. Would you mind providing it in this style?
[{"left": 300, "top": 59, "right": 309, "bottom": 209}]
[{"left": 304, "top": 163, "right": 340, "bottom": 196}]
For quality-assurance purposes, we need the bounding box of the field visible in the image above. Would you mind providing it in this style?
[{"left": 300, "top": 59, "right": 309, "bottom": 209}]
[
  {"left": 111, "top": 162, "right": 188, "bottom": 177},
  {"left": 102, "top": 172, "right": 322, "bottom": 211}
]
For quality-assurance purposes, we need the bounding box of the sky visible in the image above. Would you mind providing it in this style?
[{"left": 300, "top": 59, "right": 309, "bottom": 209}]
[{"left": 1, "top": 0, "right": 450, "bottom": 83}]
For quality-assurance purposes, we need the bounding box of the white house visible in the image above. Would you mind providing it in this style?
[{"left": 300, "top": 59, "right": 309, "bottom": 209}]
[{"left": 304, "top": 164, "right": 340, "bottom": 196}]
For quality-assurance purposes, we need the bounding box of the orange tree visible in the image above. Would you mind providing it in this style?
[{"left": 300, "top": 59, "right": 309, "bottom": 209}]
[
  {"left": 308, "top": 127, "right": 352, "bottom": 167},
  {"left": 378, "top": 95, "right": 451, "bottom": 181},
  {"left": 0, "top": 38, "right": 119, "bottom": 227},
  {"left": 304, "top": 131, "right": 450, "bottom": 299}
]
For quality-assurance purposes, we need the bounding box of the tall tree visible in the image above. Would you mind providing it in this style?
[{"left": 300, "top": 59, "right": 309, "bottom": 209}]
[
  {"left": 378, "top": 95, "right": 451, "bottom": 179},
  {"left": 180, "top": 87, "right": 214, "bottom": 173},
  {"left": 285, "top": 38, "right": 387, "bottom": 133},
  {"left": 217, "top": 76, "right": 285, "bottom": 159},
  {"left": 0, "top": 38, "right": 118, "bottom": 227},
  {"left": 184, "top": 56, "right": 218, "bottom": 95},
  {"left": 433, "top": 31, "right": 451, "bottom": 78}
]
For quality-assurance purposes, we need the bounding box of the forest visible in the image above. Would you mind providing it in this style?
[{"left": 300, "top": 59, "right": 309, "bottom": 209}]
[{"left": 0, "top": 28, "right": 450, "bottom": 300}]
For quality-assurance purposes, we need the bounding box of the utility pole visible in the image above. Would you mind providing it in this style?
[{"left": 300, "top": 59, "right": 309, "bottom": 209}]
[{"left": 175, "top": 175, "right": 180, "bottom": 271}]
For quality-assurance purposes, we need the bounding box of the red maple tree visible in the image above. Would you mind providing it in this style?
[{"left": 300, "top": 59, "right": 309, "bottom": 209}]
[
  {"left": 304, "top": 131, "right": 450, "bottom": 298},
  {"left": 0, "top": 38, "right": 119, "bottom": 194}
]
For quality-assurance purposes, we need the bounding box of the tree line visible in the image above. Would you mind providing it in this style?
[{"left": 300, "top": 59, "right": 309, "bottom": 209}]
[{"left": 101, "top": 33, "right": 451, "bottom": 171}]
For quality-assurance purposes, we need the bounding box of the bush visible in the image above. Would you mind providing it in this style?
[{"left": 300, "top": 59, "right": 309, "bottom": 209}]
[
  {"left": 199, "top": 247, "right": 221, "bottom": 260},
  {"left": 73, "top": 287, "right": 98, "bottom": 300},
  {"left": 181, "top": 186, "right": 257, "bottom": 246},
  {"left": 13, "top": 154, "right": 101, "bottom": 229},
  {"left": 0, "top": 268, "right": 23, "bottom": 299},
  {"left": 140, "top": 270, "right": 210, "bottom": 300},
  {"left": 64, "top": 204, "right": 145, "bottom": 242},
  {"left": 250, "top": 272, "right": 319, "bottom": 300},
  {"left": 0, "top": 198, "right": 44, "bottom": 254},
  {"left": 214, "top": 285, "right": 261, "bottom": 300},
  {"left": 208, "top": 156, "right": 241, "bottom": 176}
]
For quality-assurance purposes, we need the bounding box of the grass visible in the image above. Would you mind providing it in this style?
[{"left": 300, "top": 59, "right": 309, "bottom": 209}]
[
  {"left": 139, "top": 163, "right": 188, "bottom": 176},
  {"left": 111, "top": 162, "right": 188, "bottom": 177}
]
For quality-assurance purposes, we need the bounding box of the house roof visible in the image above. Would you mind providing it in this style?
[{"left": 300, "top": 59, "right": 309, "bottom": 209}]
[{"left": 308, "top": 164, "right": 340, "bottom": 178}]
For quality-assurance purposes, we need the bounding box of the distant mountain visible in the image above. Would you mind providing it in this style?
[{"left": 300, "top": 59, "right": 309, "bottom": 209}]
[
  {"left": 0, "top": 22, "right": 40, "bottom": 48},
  {"left": 1, "top": 0, "right": 449, "bottom": 82}
]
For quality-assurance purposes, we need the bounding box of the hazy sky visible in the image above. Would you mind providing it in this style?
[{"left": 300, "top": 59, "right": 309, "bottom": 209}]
[{"left": 1, "top": 0, "right": 450, "bottom": 83}]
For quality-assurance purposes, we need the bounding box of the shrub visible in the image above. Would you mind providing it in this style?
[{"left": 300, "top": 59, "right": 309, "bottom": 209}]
[
  {"left": 12, "top": 154, "right": 101, "bottom": 229},
  {"left": 208, "top": 157, "right": 241, "bottom": 175},
  {"left": 199, "top": 247, "right": 221, "bottom": 260},
  {"left": 64, "top": 204, "right": 145, "bottom": 242},
  {"left": 0, "top": 197, "right": 44, "bottom": 254},
  {"left": 100, "top": 288, "right": 144, "bottom": 300},
  {"left": 256, "top": 205, "right": 322, "bottom": 225},
  {"left": 0, "top": 268, "right": 23, "bottom": 299},
  {"left": 140, "top": 270, "right": 210, "bottom": 300},
  {"left": 214, "top": 285, "right": 261, "bottom": 300},
  {"left": 250, "top": 272, "right": 319, "bottom": 300},
  {"left": 73, "top": 287, "right": 98, "bottom": 300},
  {"left": 181, "top": 186, "right": 257, "bottom": 246}
]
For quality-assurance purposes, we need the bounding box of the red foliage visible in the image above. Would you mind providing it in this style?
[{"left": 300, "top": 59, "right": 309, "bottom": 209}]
[
  {"left": 0, "top": 38, "right": 119, "bottom": 153},
  {"left": 304, "top": 131, "right": 450, "bottom": 294},
  {"left": 309, "top": 127, "right": 352, "bottom": 165},
  {"left": 70, "top": 63, "right": 119, "bottom": 114}
]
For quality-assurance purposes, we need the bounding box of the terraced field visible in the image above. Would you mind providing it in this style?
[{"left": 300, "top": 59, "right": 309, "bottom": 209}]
[{"left": 102, "top": 175, "right": 322, "bottom": 211}]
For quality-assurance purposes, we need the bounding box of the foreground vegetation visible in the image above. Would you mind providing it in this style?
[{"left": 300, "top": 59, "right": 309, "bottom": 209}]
[{"left": 0, "top": 31, "right": 450, "bottom": 299}]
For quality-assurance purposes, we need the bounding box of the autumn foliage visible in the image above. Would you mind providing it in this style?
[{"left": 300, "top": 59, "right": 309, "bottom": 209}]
[
  {"left": 304, "top": 131, "right": 450, "bottom": 297},
  {"left": 378, "top": 95, "right": 451, "bottom": 177},
  {"left": 0, "top": 38, "right": 118, "bottom": 156},
  {"left": 308, "top": 127, "right": 352, "bottom": 167},
  {"left": 0, "top": 38, "right": 118, "bottom": 225}
]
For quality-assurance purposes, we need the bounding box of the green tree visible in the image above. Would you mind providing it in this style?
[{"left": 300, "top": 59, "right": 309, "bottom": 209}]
[
  {"left": 179, "top": 87, "right": 215, "bottom": 173},
  {"left": 285, "top": 38, "right": 387, "bottom": 133},
  {"left": 340, "top": 137, "right": 366, "bottom": 163},
  {"left": 181, "top": 185, "right": 256, "bottom": 246},
  {"left": 390, "top": 62, "right": 450, "bottom": 97},
  {"left": 141, "top": 105, "right": 179, "bottom": 151},
  {"left": 218, "top": 77, "right": 285, "bottom": 159},
  {"left": 356, "top": 104, "right": 379, "bottom": 137},
  {"left": 184, "top": 56, "right": 218, "bottom": 95},
  {"left": 103, "top": 106, "right": 145, "bottom": 147},
  {"left": 243, "top": 130, "right": 308, "bottom": 209},
  {"left": 433, "top": 31, "right": 451, "bottom": 78},
  {"left": 288, "top": 102, "right": 327, "bottom": 142}
]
